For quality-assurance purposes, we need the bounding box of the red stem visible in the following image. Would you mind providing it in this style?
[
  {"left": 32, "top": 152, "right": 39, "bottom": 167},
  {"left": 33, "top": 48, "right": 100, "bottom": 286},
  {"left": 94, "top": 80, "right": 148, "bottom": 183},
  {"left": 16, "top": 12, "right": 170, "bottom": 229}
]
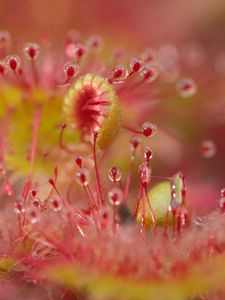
[
  {"left": 93, "top": 133, "right": 105, "bottom": 206},
  {"left": 145, "top": 186, "right": 156, "bottom": 230}
]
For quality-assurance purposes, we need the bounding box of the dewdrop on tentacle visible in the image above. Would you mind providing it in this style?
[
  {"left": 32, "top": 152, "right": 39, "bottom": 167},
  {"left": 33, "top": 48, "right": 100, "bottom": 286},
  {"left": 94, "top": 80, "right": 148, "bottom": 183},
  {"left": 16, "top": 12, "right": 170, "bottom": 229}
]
[
  {"left": 49, "top": 197, "right": 63, "bottom": 212},
  {"left": 0, "top": 30, "right": 11, "bottom": 50},
  {"left": 87, "top": 35, "right": 103, "bottom": 52},
  {"left": 176, "top": 78, "right": 197, "bottom": 98},
  {"left": 108, "top": 65, "right": 128, "bottom": 83},
  {"left": 26, "top": 207, "right": 41, "bottom": 224},
  {"left": 63, "top": 74, "right": 122, "bottom": 149},
  {"left": 108, "top": 188, "right": 123, "bottom": 206},
  {"left": 141, "top": 66, "right": 158, "bottom": 83},
  {"left": 64, "top": 62, "right": 79, "bottom": 79},
  {"left": 76, "top": 168, "right": 90, "bottom": 186},
  {"left": 24, "top": 43, "right": 40, "bottom": 60},
  {"left": 201, "top": 140, "right": 217, "bottom": 158},
  {"left": 139, "top": 162, "right": 152, "bottom": 188},
  {"left": 108, "top": 167, "right": 122, "bottom": 183},
  {"left": 130, "top": 57, "right": 143, "bottom": 73},
  {"left": 142, "top": 122, "right": 157, "bottom": 137},
  {"left": 144, "top": 147, "right": 153, "bottom": 163},
  {"left": 6, "top": 55, "right": 21, "bottom": 71}
]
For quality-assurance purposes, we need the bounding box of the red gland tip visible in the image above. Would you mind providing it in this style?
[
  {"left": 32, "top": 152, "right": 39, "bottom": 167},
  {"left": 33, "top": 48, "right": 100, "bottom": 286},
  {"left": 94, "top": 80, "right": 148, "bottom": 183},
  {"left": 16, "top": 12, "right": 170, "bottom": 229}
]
[
  {"left": 108, "top": 167, "right": 122, "bottom": 183},
  {"left": 24, "top": 42, "right": 40, "bottom": 60},
  {"left": 109, "top": 65, "right": 127, "bottom": 82},
  {"left": 76, "top": 168, "right": 90, "bottom": 186},
  {"left": 130, "top": 57, "right": 143, "bottom": 73},
  {"left": 144, "top": 147, "right": 153, "bottom": 163},
  {"left": 64, "top": 61, "right": 79, "bottom": 78},
  {"left": 74, "top": 43, "right": 86, "bottom": 58},
  {"left": 142, "top": 122, "right": 157, "bottom": 137},
  {"left": 75, "top": 156, "right": 83, "bottom": 168},
  {"left": 176, "top": 78, "right": 197, "bottom": 98},
  {"left": 87, "top": 35, "right": 103, "bottom": 51},
  {"left": 49, "top": 197, "right": 62, "bottom": 212},
  {"left": 31, "top": 189, "right": 37, "bottom": 197},
  {"left": 139, "top": 162, "right": 151, "bottom": 188},
  {"left": 0, "top": 30, "right": 11, "bottom": 48},
  {"left": 141, "top": 66, "right": 158, "bottom": 83},
  {"left": 48, "top": 178, "right": 55, "bottom": 186},
  {"left": 6, "top": 55, "right": 21, "bottom": 71},
  {"left": 108, "top": 188, "right": 123, "bottom": 206},
  {"left": 61, "top": 123, "right": 67, "bottom": 130},
  {"left": 14, "top": 202, "right": 24, "bottom": 215},
  {"left": 130, "top": 136, "right": 141, "bottom": 152}
]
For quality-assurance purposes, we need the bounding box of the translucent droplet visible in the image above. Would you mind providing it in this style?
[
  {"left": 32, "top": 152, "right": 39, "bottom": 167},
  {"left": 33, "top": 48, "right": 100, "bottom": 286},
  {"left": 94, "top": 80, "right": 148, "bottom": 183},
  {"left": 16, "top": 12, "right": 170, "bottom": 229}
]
[
  {"left": 49, "top": 197, "right": 62, "bottom": 212},
  {"left": 87, "top": 35, "right": 103, "bottom": 51},
  {"left": 130, "top": 136, "right": 141, "bottom": 152},
  {"left": 108, "top": 188, "right": 123, "bottom": 206},
  {"left": 176, "top": 78, "right": 197, "bottom": 98},
  {"left": 108, "top": 167, "right": 122, "bottom": 183},
  {"left": 76, "top": 168, "right": 90, "bottom": 186},
  {"left": 201, "top": 140, "right": 217, "bottom": 158},
  {"left": 31, "top": 189, "right": 37, "bottom": 197},
  {"left": 144, "top": 147, "right": 153, "bottom": 163},
  {"left": 139, "top": 163, "right": 151, "bottom": 187},
  {"left": 99, "top": 207, "right": 110, "bottom": 228},
  {"left": 142, "top": 122, "right": 157, "bottom": 137},
  {"left": 32, "top": 197, "right": 41, "bottom": 208},
  {"left": 6, "top": 55, "right": 21, "bottom": 71},
  {"left": 24, "top": 43, "right": 40, "bottom": 60},
  {"left": 109, "top": 65, "right": 128, "bottom": 82},
  {"left": 26, "top": 207, "right": 41, "bottom": 224},
  {"left": 64, "top": 61, "right": 79, "bottom": 78},
  {"left": 75, "top": 156, "right": 83, "bottom": 168},
  {"left": 141, "top": 67, "right": 158, "bottom": 83},
  {"left": 0, "top": 30, "right": 11, "bottom": 48},
  {"left": 170, "top": 172, "right": 186, "bottom": 206},
  {"left": 130, "top": 57, "right": 143, "bottom": 73},
  {"left": 73, "top": 43, "right": 86, "bottom": 58},
  {"left": 14, "top": 202, "right": 25, "bottom": 215}
]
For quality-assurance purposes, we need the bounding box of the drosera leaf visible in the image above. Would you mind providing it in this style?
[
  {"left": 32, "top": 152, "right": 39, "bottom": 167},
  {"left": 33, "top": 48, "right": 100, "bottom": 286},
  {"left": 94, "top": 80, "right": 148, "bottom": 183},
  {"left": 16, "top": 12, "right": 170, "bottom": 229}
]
[
  {"left": 63, "top": 74, "right": 122, "bottom": 149},
  {"left": 137, "top": 172, "right": 186, "bottom": 227},
  {"left": 137, "top": 181, "right": 171, "bottom": 226}
]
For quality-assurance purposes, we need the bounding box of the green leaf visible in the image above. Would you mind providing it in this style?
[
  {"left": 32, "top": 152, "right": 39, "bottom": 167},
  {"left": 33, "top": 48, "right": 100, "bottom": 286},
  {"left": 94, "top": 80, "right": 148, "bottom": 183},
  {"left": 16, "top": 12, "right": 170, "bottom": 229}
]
[{"left": 137, "top": 181, "right": 171, "bottom": 226}]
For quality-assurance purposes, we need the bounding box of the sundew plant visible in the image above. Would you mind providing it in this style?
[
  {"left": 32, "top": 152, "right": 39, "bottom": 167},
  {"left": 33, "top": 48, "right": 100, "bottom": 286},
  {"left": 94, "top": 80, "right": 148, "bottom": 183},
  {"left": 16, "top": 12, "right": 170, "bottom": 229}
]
[{"left": 0, "top": 23, "right": 225, "bottom": 300}]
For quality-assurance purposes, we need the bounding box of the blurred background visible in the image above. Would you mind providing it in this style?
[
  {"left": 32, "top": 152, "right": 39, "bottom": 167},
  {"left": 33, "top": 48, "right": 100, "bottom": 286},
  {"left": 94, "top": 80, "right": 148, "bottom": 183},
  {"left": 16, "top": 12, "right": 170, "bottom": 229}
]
[
  {"left": 1, "top": 0, "right": 225, "bottom": 49},
  {"left": 0, "top": 0, "right": 225, "bottom": 214}
]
